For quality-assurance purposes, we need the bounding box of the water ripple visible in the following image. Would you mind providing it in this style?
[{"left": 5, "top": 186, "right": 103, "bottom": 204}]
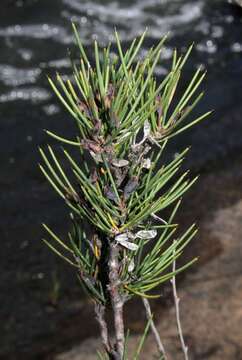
[
  {"left": 0, "top": 87, "right": 50, "bottom": 103},
  {"left": 62, "top": 0, "right": 204, "bottom": 43},
  {"left": 0, "top": 65, "right": 41, "bottom": 87},
  {"left": 0, "top": 24, "right": 72, "bottom": 44}
]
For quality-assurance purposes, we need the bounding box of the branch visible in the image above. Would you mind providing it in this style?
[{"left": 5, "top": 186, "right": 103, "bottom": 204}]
[
  {"left": 108, "top": 243, "right": 125, "bottom": 360},
  {"left": 95, "top": 303, "right": 111, "bottom": 355},
  {"left": 171, "top": 241, "right": 189, "bottom": 360},
  {"left": 142, "top": 297, "right": 167, "bottom": 359}
]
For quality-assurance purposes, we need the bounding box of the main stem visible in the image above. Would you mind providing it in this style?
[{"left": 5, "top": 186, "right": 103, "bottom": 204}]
[
  {"left": 95, "top": 303, "right": 111, "bottom": 355},
  {"left": 108, "top": 242, "right": 125, "bottom": 360}
]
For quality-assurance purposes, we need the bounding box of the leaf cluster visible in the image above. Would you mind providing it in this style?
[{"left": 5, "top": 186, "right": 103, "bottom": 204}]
[{"left": 40, "top": 24, "right": 210, "bottom": 304}]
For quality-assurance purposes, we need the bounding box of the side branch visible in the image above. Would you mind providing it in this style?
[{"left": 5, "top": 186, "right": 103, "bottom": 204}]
[
  {"left": 171, "top": 241, "right": 189, "bottom": 360},
  {"left": 142, "top": 298, "right": 167, "bottom": 359}
]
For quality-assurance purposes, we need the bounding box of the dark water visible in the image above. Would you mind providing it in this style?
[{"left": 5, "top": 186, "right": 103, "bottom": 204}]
[
  {"left": 1, "top": 0, "right": 242, "bottom": 171},
  {"left": 1, "top": 0, "right": 242, "bottom": 358}
]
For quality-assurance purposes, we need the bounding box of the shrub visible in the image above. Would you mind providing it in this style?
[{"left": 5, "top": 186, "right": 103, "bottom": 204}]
[{"left": 39, "top": 24, "right": 210, "bottom": 359}]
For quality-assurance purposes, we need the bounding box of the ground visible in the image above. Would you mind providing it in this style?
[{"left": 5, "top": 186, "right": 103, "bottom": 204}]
[{"left": 55, "top": 156, "right": 242, "bottom": 360}]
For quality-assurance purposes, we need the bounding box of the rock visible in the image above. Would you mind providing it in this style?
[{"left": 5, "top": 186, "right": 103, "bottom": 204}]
[{"left": 55, "top": 156, "right": 242, "bottom": 359}]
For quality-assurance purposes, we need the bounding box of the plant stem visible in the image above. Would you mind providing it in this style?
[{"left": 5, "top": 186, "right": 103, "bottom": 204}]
[
  {"left": 171, "top": 241, "right": 189, "bottom": 360},
  {"left": 142, "top": 298, "right": 167, "bottom": 359},
  {"left": 108, "top": 243, "right": 125, "bottom": 360},
  {"left": 95, "top": 303, "right": 111, "bottom": 355}
]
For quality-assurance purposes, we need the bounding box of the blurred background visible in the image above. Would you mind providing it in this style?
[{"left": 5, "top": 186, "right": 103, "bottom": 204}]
[{"left": 1, "top": 0, "right": 242, "bottom": 359}]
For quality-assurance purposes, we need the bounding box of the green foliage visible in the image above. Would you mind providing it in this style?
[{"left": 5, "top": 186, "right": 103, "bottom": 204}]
[{"left": 39, "top": 24, "right": 210, "bottom": 306}]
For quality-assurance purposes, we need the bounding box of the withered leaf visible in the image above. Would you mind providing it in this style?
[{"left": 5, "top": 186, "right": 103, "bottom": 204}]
[
  {"left": 104, "top": 144, "right": 114, "bottom": 154},
  {"left": 142, "top": 158, "right": 151, "bottom": 169},
  {"left": 104, "top": 186, "right": 119, "bottom": 202},
  {"left": 119, "top": 240, "right": 138, "bottom": 251},
  {"left": 81, "top": 139, "right": 102, "bottom": 154},
  {"left": 128, "top": 258, "right": 135, "bottom": 272},
  {"left": 88, "top": 96, "right": 99, "bottom": 116},
  {"left": 113, "top": 166, "right": 128, "bottom": 188},
  {"left": 92, "top": 118, "right": 101, "bottom": 134},
  {"left": 143, "top": 120, "right": 151, "bottom": 138},
  {"left": 124, "top": 176, "right": 139, "bottom": 200},
  {"left": 107, "top": 83, "right": 115, "bottom": 97},
  {"left": 104, "top": 96, "right": 111, "bottom": 110},
  {"left": 115, "top": 233, "right": 138, "bottom": 251},
  {"left": 135, "top": 229, "right": 157, "bottom": 239},
  {"left": 104, "top": 84, "right": 115, "bottom": 109},
  {"left": 90, "top": 151, "right": 102, "bottom": 162},
  {"left": 156, "top": 95, "right": 163, "bottom": 123},
  {"left": 115, "top": 233, "right": 129, "bottom": 242},
  {"left": 94, "top": 91, "right": 102, "bottom": 108},
  {"left": 112, "top": 159, "right": 129, "bottom": 168},
  {"left": 90, "top": 169, "right": 98, "bottom": 183},
  {"left": 77, "top": 100, "right": 92, "bottom": 119}
]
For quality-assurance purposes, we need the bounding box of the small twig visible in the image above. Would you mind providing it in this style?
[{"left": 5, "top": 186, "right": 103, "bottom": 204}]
[
  {"left": 148, "top": 135, "right": 162, "bottom": 149},
  {"left": 132, "top": 135, "right": 147, "bottom": 149},
  {"left": 171, "top": 240, "right": 189, "bottom": 360},
  {"left": 142, "top": 297, "right": 167, "bottom": 359},
  {"left": 95, "top": 303, "right": 111, "bottom": 355}
]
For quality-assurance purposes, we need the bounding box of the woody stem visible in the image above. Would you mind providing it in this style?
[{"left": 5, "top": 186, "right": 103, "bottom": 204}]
[{"left": 108, "top": 242, "right": 125, "bottom": 360}]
